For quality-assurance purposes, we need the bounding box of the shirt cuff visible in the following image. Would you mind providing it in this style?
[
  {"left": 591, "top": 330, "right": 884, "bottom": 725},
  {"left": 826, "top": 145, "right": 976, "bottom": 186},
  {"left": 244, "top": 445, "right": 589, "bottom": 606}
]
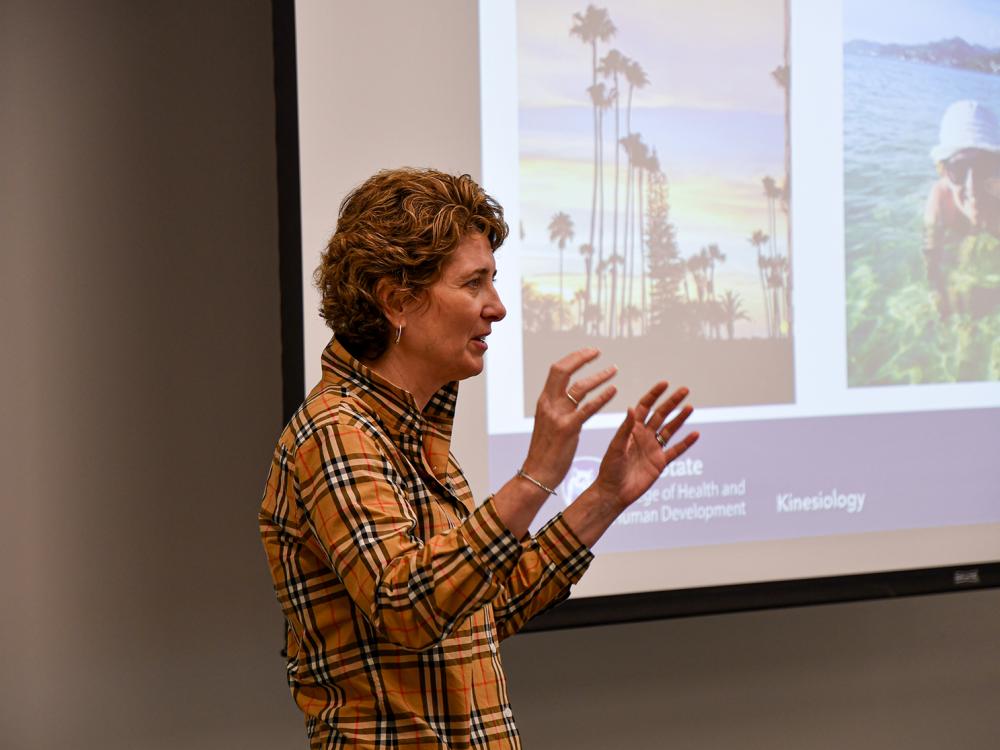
[
  {"left": 462, "top": 495, "right": 522, "bottom": 581},
  {"left": 534, "top": 511, "right": 594, "bottom": 586}
]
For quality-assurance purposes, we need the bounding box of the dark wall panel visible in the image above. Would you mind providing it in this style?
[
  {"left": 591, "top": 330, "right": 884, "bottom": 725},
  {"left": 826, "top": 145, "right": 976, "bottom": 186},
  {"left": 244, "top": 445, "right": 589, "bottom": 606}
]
[{"left": 1, "top": 1, "right": 301, "bottom": 746}]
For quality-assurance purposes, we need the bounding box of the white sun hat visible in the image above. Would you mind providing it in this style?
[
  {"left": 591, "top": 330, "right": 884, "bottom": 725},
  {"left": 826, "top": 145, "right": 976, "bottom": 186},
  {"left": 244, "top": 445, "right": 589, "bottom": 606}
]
[{"left": 931, "top": 99, "right": 1000, "bottom": 163}]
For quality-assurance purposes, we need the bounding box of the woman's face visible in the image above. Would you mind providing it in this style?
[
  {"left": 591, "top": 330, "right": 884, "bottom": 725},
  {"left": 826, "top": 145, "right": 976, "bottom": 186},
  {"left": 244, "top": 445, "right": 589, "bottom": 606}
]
[
  {"left": 943, "top": 148, "right": 1000, "bottom": 228},
  {"left": 396, "top": 232, "right": 506, "bottom": 390}
]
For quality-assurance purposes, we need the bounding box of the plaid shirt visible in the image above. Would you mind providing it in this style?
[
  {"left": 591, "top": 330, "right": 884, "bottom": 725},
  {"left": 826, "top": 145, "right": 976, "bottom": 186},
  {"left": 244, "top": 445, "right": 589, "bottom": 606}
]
[{"left": 260, "top": 339, "right": 593, "bottom": 749}]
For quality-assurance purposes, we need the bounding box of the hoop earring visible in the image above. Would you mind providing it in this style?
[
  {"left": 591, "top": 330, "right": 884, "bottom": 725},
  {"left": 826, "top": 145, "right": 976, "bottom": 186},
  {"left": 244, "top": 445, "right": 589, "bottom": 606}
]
[{"left": 395, "top": 325, "right": 402, "bottom": 344}]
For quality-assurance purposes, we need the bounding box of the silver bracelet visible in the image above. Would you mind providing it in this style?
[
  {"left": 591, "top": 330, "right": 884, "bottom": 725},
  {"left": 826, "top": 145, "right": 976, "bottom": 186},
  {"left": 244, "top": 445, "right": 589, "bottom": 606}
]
[{"left": 516, "top": 468, "right": 557, "bottom": 496}]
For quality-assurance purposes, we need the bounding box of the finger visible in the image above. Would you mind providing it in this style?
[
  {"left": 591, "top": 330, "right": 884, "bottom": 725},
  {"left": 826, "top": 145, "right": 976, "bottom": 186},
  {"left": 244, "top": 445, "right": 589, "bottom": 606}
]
[
  {"left": 567, "top": 364, "right": 618, "bottom": 404},
  {"left": 662, "top": 431, "right": 699, "bottom": 463},
  {"left": 657, "top": 404, "right": 694, "bottom": 440},
  {"left": 633, "top": 380, "right": 669, "bottom": 424},
  {"left": 648, "top": 386, "right": 690, "bottom": 431},
  {"left": 604, "top": 405, "right": 636, "bottom": 455},
  {"left": 576, "top": 384, "right": 616, "bottom": 422},
  {"left": 543, "top": 348, "right": 601, "bottom": 398}
]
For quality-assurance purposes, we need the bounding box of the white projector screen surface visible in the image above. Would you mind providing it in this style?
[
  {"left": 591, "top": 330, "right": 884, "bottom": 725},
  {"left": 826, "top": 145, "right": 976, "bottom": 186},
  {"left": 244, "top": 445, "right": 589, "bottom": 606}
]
[{"left": 292, "top": 0, "right": 1000, "bottom": 606}]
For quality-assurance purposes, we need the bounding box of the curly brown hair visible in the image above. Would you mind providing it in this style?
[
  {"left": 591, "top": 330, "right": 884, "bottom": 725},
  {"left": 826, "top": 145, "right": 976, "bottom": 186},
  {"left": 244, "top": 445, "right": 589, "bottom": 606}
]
[{"left": 315, "top": 168, "right": 508, "bottom": 361}]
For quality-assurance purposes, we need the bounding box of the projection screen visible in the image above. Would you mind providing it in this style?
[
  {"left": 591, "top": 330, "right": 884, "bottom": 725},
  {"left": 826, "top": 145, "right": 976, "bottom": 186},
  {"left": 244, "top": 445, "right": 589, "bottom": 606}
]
[{"left": 278, "top": 0, "right": 1000, "bottom": 626}]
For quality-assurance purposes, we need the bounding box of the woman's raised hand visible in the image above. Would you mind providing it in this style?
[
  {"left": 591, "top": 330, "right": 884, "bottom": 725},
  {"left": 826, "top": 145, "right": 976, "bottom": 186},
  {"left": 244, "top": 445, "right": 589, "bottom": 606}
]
[
  {"left": 591, "top": 381, "right": 699, "bottom": 513},
  {"left": 520, "top": 349, "right": 618, "bottom": 492}
]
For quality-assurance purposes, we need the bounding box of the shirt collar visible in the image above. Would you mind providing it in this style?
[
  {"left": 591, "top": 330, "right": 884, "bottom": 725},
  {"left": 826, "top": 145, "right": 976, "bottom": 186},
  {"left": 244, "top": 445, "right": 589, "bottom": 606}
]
[{"left": 320, "top": 337, "right": 458, "bottom": 438}]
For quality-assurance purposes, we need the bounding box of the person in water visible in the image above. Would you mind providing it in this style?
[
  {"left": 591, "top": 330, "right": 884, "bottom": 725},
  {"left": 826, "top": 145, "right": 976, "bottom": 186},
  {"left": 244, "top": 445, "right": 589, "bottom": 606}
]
[{"left": 924, "top": 99, "right": 1000, "bottom": 318}]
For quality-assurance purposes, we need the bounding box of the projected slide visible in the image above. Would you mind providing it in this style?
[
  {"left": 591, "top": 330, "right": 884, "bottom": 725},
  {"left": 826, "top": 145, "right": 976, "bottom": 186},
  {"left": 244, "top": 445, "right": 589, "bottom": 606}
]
[
  {"left": 479, "top": 0, "right": 1000, "bottom": 589},
  {"left": 844, "top": 0, "right": 1000, "bottom": 386},
  {"left": 293, "top": 0, "right": 1000, "bottom": 601}
]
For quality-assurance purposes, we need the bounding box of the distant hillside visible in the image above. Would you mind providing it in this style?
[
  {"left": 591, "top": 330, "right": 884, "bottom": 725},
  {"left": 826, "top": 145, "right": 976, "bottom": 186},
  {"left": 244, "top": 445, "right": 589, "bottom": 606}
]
[{"left": 845, "top": 37, "right": 1000, "bottom": 76}]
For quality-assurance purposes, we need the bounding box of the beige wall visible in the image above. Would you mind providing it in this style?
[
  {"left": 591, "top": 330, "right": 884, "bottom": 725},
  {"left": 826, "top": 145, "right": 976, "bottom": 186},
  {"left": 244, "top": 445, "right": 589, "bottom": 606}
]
[{"left": 2, "top": 2, "right": 998, "bottom": 749}]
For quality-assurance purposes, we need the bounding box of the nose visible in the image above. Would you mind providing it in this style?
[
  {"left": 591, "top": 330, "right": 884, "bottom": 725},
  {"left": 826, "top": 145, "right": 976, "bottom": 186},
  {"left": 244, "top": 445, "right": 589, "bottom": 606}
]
[{"left": 485, "top": 285, "right": 506, "bottom": 322}]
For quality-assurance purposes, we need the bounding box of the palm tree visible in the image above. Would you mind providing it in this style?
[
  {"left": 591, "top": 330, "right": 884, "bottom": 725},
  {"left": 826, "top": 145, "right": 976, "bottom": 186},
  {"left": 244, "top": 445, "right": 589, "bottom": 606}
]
[
  {"left": 706, "top": 243, "right": 726, "bottom": 301},
  {"left": 619, "top": 132, "right": 643, "bottom": 335},
  {"left": 522, "top": 281, "right": 561, "bottom": 334},
  {"left": 588, "top": 82, "right": 613, "bottom": 324},
  {"left": 573, "top": 288, "right": 588, "bottom": 328},
  {"left": 771, "top": 66, "right": 789, "bottom": 213},
  {"left": 578, "top": 242, "right": 594, "bottom": 309},
  {"left": 762, "top": 176, "right": 786, "bottom": 336},
  {"left": 758, "top": 255, "right": 775, "bottom": 336},
  {"left": 598, "top": 48, "right": 628, "bottom": 296},
  {"left": 548, "top": 211, "right": 575, "bottom": 329},
  {"left": 719, "top": 290, "right": 750, "bottom": 340},
  {"left": 619, "top": 58, "right": 648, "bottom": 333},
  {"left": 622, "top": 304, "right": 642, "bottom": 337},
  {"left": 608, "top": 253, "right": 625, "bottom": 336},
  {"left": 762, "top": 176, "right": 779, "bottom": 260},
  {"left": 686, "top": 252, "right": 709, "bottom": 336},
  {"left": 623, "top": 59, "right": 649, "bottom": 137},
  {"left": 705, "top": 300, "right": 725, "bottom": 340},
  {"left": 772, "top": 2, "right": 792, "bottom": 336},
  {"left": 570, "top": 4, "right": 617, "bottom": 87},
  {"left": 584, "top": 301, "right": 602, "bottom": 336},
  {"left": 765, "top": 256, "right": 786, "bottom": 336},
  {"left": 571, "top": 6, "right": 616, "bottom": 299},
  {"left": 690, "top": 250, "right": 709, "bottom": 303},
  {"left": 595, "top": 257, "right": 609, "bottom": 335},
  {"left": 748, "top": 230, "right": 771, "bottom": 336}
]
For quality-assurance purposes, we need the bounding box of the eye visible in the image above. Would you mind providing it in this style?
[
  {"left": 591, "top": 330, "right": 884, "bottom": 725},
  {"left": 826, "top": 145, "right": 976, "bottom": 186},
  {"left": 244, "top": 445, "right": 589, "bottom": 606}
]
[{"left": 466, "top": 277, "right": 482, "bottom": 289}]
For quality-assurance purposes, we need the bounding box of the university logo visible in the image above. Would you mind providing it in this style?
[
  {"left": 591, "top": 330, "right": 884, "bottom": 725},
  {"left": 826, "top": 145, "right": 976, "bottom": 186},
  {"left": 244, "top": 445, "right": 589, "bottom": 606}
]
[{"left": 558, "top": 456, "right": 601, "bottom": 507}]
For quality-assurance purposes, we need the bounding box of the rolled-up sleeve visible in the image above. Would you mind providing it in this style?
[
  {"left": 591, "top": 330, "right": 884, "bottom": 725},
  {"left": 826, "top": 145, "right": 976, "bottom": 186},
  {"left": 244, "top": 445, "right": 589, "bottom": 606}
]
[{"left": 295, "top": 419, "right": 522, "bottom": 651}]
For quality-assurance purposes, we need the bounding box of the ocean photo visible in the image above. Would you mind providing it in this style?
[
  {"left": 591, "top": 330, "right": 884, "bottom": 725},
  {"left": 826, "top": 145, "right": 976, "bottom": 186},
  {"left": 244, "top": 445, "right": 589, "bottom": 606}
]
[{"left": 844, "top": 3, "right": 1000, "bottom": 386}]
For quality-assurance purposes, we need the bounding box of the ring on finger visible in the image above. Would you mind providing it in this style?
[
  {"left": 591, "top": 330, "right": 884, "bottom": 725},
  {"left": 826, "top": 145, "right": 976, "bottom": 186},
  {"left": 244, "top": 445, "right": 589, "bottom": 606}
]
[
  {"left": 655, "top": 432, "right": 668, "bottom": 448},
  {"left": 565, "top": 389, "right": 579, "bottom": 407}
]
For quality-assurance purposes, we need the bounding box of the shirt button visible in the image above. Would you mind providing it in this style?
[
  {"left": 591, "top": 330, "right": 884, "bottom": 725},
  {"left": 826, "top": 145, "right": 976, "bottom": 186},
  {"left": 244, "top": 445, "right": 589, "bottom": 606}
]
[{"left": 502, "top": 707, "right": 513, "bottom": 718}]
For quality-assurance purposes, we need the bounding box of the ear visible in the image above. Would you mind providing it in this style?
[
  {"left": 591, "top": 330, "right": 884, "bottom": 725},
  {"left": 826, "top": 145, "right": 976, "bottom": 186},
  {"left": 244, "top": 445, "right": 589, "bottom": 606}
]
[{"left": 375, "top": 278, "right": 410, "bottom": 328}]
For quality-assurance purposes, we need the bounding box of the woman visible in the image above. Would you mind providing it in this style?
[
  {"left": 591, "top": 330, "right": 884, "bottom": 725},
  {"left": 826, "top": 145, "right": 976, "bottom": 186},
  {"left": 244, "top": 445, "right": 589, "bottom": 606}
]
[
  {"left": 924, "top": 99, "right": 1000, "bottom": 318},
  {"left": 259, "top": 168, "right": 698, "bottom": 749}
]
